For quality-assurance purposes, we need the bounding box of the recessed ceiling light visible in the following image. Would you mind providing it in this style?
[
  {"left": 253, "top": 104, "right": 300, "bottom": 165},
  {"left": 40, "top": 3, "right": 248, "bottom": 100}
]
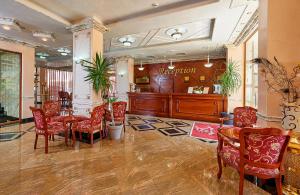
[
  {"left": 166, "top": 27, "right": 187, "bottom": 40},
  {"left": 57, "top": 48, "right": 71, "bottom": 54},
  {"left": 118, "top": 36, "right": 135, "bottom": 47},
  {"left": 61, "top": 52, "right": 68, "bottom": 56},
  {"left": 2, "top": 25, "right": 11, "bottom": 31},
  {"left": 0, "top": 17, "right": 23, "bottom": 31},
  {"left": 33, "top": 31, "right": 55, "bottom": 42},
  {"left": 39, "top": 56, "right": 46, "bottom": 59},
  {"left": 152, "top": 2, "right": 159, "bottom": 7}
]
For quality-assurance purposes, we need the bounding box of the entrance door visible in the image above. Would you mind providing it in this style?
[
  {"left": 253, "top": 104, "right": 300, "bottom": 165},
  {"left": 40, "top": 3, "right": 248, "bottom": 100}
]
[{"left": 0, "top": 50, "right": 21, "bottom": 125}]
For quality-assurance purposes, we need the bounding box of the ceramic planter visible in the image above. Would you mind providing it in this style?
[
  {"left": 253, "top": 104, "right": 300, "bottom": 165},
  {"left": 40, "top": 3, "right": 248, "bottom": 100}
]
[
  {"left": 108, "top": 123, "right": 123, "bottom": 140},
  {"left": 282, "top": 104, "right": 300, "bottom": 131}
]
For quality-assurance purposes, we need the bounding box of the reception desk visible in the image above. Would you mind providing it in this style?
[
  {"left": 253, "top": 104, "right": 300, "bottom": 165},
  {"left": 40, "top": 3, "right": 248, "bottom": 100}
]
[{"left": 127, "top": 92, "right": 227, "bottom": 122}]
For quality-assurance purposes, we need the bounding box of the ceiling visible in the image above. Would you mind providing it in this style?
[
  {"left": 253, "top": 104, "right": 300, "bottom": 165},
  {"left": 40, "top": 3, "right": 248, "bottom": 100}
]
[{"left": 0, "top": 0, "right": 258, "bottom": 64}]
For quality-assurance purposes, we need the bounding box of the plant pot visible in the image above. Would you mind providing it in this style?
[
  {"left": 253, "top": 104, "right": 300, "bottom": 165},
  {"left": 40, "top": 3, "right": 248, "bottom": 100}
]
[
  {"left": 220, "top": 112, "right": 234, "bottom": 125},
  {"left": 108, "top": 123, "right": 123, "bottom": 140}
]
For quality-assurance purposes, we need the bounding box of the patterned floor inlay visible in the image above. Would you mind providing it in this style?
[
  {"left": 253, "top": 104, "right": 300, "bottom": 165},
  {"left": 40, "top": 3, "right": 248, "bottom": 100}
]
[
  {"left": 143, "top": 118, "right": 163, "bottom": 124},
  {"left": 127, "top": 116, "right": 141, "bottom": 120},
  {"left": 166, "top": 121, "right": 190, "bottom": 127},
  {"left": 0, "top": 131, "right": 26, "bottom": 142},
  {"left": 158, "top": 127, "right": 187, "bottom": 136},
  {"left": 131, "top": 123, "right": 156, "bottom": 131}
]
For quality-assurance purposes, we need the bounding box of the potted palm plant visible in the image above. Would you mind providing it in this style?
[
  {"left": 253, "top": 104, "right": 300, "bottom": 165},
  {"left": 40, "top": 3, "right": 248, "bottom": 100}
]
[
  {"left": 219, "top": 60, "right": 242, "bottom": 124},
  {"left": 81, "top": 53, "right": 123, "bottom": 140}
]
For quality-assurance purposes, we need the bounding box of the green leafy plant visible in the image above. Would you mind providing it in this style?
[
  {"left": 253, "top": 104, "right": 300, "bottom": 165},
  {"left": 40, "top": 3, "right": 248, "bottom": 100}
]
[
  {"left": 81, "top": 53, "right": 113, "bottom": 99},
  {"left": 220, "top": 60, "right": 242, "bottom": 96}
]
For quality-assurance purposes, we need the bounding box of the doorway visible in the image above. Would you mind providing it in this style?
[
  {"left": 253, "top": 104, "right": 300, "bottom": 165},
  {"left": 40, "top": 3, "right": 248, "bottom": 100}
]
[{"left": 0, "top": 50, "right": 21, "bottom": 125}]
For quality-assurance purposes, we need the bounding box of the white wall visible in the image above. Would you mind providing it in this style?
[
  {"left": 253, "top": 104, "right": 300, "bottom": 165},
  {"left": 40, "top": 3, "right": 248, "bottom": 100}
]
[{"left": 115, "top": 57, "right": 134, "bottom": 107}]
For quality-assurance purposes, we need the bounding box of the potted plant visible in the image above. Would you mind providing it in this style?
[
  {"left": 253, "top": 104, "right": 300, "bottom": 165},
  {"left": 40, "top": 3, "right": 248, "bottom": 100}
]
[
  {"left": 81, "top": 53, "right": 123, "bottom": 140},
  {"left": 219, "top": 60, "right": 242, "bottom": 125},
  {"left": 251, "top": 57, "right": 300, "bottom": 130}
]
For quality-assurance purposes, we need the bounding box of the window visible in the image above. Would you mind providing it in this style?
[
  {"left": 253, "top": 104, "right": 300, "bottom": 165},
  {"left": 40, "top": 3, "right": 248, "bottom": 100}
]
[{"left": 245, "top": 31, "right": 258, "bottom": 108}]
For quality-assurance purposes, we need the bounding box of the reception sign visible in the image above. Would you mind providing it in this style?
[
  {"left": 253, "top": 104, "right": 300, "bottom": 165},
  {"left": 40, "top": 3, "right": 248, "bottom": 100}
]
[{"left": 159, "top": 67, "right": 196, "bottom": 76}]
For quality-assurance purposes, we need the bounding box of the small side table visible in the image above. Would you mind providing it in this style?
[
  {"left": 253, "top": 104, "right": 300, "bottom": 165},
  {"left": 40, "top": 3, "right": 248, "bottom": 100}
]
[{"left": 64, "top": 115, "right": 89, "bottom": 141}]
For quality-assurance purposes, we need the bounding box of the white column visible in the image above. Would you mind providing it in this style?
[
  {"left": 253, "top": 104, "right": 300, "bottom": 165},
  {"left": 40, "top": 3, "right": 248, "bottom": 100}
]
[
  {"left": 70, "top": 18, "right": 107, "bottom": 116},
  {"left": 115, "top": 56, "right": 134, "bottom": 107}
]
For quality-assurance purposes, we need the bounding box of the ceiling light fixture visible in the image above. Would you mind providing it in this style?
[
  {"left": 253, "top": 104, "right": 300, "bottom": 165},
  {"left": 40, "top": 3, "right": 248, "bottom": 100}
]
[
  {"left": 168, "top": 59, "right": 175, "bottom": 70},
  {"left": 36, "top": 52, "right": 49, "bottom": 60},
  {"left": 0, "top": 17, "right": 23, "bottom": 31},
  {"left": 118, "top": 36, "right": 135, "bottom": 47},
  {"left": 152, "top": 2, "right": 159, "bottom": 7},
  {"left": 166, "top": 27, "right": 187, "bottom": 40},
  {"left": 138, "top": 61, "right": 144, "bottom": 71},
  {"left": 2, "top": 25, "right": 11, "bottom": 31},
  {"left": 33, "top": 31, "right": 55, "bottom": 42},
  {"left": 57, "top": 48, "right": 71, "bottom": 55}
]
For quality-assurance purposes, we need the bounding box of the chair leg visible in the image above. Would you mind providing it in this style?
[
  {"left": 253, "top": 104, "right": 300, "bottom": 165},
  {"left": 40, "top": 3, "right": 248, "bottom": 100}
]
[
  {"left": 72, "top": 130, "right": 76, "bottom": 147},
  {"left": 239, "top": 171, "right": 244, "bottom": 195},
  {"left": 45, "top": 135, "right": 49, "bottom": 154},
  {"left": 52, "top": 135, "right": 55, "bottom": 141},
  {"left": 275, "top": 176, "right": 283, "bottom": 195},
  {"left": 217, "top": 154, "right": 222, "bottom": 179},
  {"left": 34, "top": 134, "right": 38, "bottom": 149},
  {"left": 123, "top": 120, "right": 126, "bottom": 133},
  {"left": 64, "top": 130, "right": 68, "bottom": 146},
  {"left": 79, "top": 132, "right": 82, "bottom": 141},
  {"left": 90, "top": 132, "right": 93, "bottom": 145}
]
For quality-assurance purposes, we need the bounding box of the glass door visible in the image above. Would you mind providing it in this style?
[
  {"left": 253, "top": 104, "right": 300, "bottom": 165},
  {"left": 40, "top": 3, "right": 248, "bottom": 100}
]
[{"left": 0, "top": 50, "right": 21, "bottom": 124}]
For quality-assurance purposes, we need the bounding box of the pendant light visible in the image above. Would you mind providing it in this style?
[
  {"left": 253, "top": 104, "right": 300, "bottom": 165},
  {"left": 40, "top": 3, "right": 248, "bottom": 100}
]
[
  {"left": 138, "top": 61, "right": 144, "bottom": 71},
  {"left": 168, "top": 59, "right": 175, "bottom": 70},
  {"left": 204, "top": 48, "right": 213, "bottom": 68}
]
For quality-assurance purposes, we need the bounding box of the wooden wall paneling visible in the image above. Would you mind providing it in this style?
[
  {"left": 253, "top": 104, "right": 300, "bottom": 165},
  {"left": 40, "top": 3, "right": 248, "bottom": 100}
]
[{"left": 134, "top": 59, "right": 226, "bottom": 93}]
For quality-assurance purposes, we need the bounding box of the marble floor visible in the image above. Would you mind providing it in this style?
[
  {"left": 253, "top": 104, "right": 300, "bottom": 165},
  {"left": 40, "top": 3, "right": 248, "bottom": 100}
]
[{"left": 0, "top": 114, "right": 268, "bottom": 195}]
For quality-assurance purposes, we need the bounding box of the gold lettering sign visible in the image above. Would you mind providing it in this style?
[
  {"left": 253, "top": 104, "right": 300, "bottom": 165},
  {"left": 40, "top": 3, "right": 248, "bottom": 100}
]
[{"left": 159, "top": 67, "right": 196, "bottom": 76}]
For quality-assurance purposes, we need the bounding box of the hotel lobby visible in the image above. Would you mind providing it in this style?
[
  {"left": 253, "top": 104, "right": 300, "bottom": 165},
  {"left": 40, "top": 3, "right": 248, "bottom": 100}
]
[{"left": 0, "top": 0, "right": 300, "bottom": 194}]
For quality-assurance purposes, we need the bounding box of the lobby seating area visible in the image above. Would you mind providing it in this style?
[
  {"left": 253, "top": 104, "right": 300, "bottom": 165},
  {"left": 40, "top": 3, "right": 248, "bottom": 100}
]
[{"left": 0, "top": 0, "right": 300, "bottom": 194}]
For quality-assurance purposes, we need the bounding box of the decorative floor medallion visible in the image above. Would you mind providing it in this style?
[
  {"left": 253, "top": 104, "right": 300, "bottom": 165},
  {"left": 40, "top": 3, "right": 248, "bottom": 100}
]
[
  {"left": 158, "top": 127, "right": 187, "bottom": 136},
  {"left": 131, "top": 123, "right": 156, "bottom": 131},
  {"left": 166, "top": 121, "right": 190, "bottom": 127}
]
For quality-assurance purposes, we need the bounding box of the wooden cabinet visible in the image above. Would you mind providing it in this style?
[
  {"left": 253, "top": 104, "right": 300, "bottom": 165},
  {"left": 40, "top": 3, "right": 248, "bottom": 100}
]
[{"left": 128, "top": 92, "right": 227, "bottom": 122}]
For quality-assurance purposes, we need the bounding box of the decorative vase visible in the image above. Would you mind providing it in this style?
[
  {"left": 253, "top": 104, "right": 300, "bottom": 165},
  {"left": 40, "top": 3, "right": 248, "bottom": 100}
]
[
  {"left": 108, "top": 123, "right": 123, "bottom": 140},
  {"left": 282, "top": 104, "right": 300, "bottom": 131}
]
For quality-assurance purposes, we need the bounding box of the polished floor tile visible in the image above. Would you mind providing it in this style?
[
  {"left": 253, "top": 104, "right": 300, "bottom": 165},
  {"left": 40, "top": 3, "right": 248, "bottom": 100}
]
[{"left": 0, "top": 115, "right": 268, "bottom": 195}]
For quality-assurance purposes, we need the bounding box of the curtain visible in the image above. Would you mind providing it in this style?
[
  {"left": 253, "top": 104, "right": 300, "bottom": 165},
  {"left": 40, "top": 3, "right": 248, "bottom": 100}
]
[{"left": 45, "top": 69, "right": 72, "bottom": 100}]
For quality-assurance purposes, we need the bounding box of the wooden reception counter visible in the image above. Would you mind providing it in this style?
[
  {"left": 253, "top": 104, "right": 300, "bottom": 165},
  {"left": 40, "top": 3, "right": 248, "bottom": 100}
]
[{"left": 127, "top": 92, "right": 227, "bottom": 122}]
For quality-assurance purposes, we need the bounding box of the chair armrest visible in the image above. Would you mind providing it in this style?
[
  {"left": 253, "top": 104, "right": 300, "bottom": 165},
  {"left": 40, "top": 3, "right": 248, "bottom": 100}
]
[
  {"left": 218, "top": 132, "right": 240, "bottom": 150},
  {"left": 219, "top": 117, "right": 230, "bottom": 127}
]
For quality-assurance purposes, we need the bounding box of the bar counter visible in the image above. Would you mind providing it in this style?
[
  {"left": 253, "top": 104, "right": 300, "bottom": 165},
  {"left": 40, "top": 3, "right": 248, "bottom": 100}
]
[{"left": 127, "top": 92, "right": 227, "bottom": 122}]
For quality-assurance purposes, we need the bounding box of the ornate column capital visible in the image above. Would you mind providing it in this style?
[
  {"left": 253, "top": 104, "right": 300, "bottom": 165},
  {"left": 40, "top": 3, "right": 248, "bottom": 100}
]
[{"left": 68, "top": 17, "right": 108, "bottom": 33}]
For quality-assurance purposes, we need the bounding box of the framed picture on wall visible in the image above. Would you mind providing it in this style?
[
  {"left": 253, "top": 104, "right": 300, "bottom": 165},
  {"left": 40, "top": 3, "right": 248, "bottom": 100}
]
[
  {"left": 136, "top": 76, "right": 150, "bottom": 84},
  {"left": 184, "top": 76, "right": 189, "bottom": 83},
  {"left": 199, "top": 75, "right": 205, "bottom": 82}
]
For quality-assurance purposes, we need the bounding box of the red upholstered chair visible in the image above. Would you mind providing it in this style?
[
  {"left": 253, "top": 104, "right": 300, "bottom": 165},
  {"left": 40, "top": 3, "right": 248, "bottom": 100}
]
[
  {"left": 219, "top": 106, "right": 257, "bottom": 140},
  {"left": 30, "top": 107, "right": 68, "bottom": 154},
  {"left": 43, "top": 100, "right": 67, "bottom": 123},
  {"left": 72, "top": 105, "right": 106, "bottom": 146},
  {"left": 105, "top": 101, "right": 127, "bottom": 132},
  {"left": 217, "top": 127, "right": 291, "bottom": 195}
]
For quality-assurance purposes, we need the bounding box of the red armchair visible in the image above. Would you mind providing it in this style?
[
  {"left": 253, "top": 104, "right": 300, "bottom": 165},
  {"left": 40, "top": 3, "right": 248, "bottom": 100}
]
[
  {"left": 105, "top": 101, "right": 127, "bottom": 132},
  {"left": 217, "top": 127, "right": 291, "bottom": 195},
  {"left": 43, "top": 100, "right": 69, "bottom": 123},
  {"left": 30, "top": 107, "right": 68, "bottom": 154},
  {"left": 219, "top": 106, "right": 257, "bottom": 139},
  {"left": 72, "top": 105, "right": 106, "bottom": 146}
]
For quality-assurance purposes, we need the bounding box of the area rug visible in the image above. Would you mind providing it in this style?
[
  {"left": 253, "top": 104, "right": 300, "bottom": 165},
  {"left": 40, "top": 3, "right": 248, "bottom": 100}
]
[{"left": 190, "top": 122, "right": 220, "bottom": 142}]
